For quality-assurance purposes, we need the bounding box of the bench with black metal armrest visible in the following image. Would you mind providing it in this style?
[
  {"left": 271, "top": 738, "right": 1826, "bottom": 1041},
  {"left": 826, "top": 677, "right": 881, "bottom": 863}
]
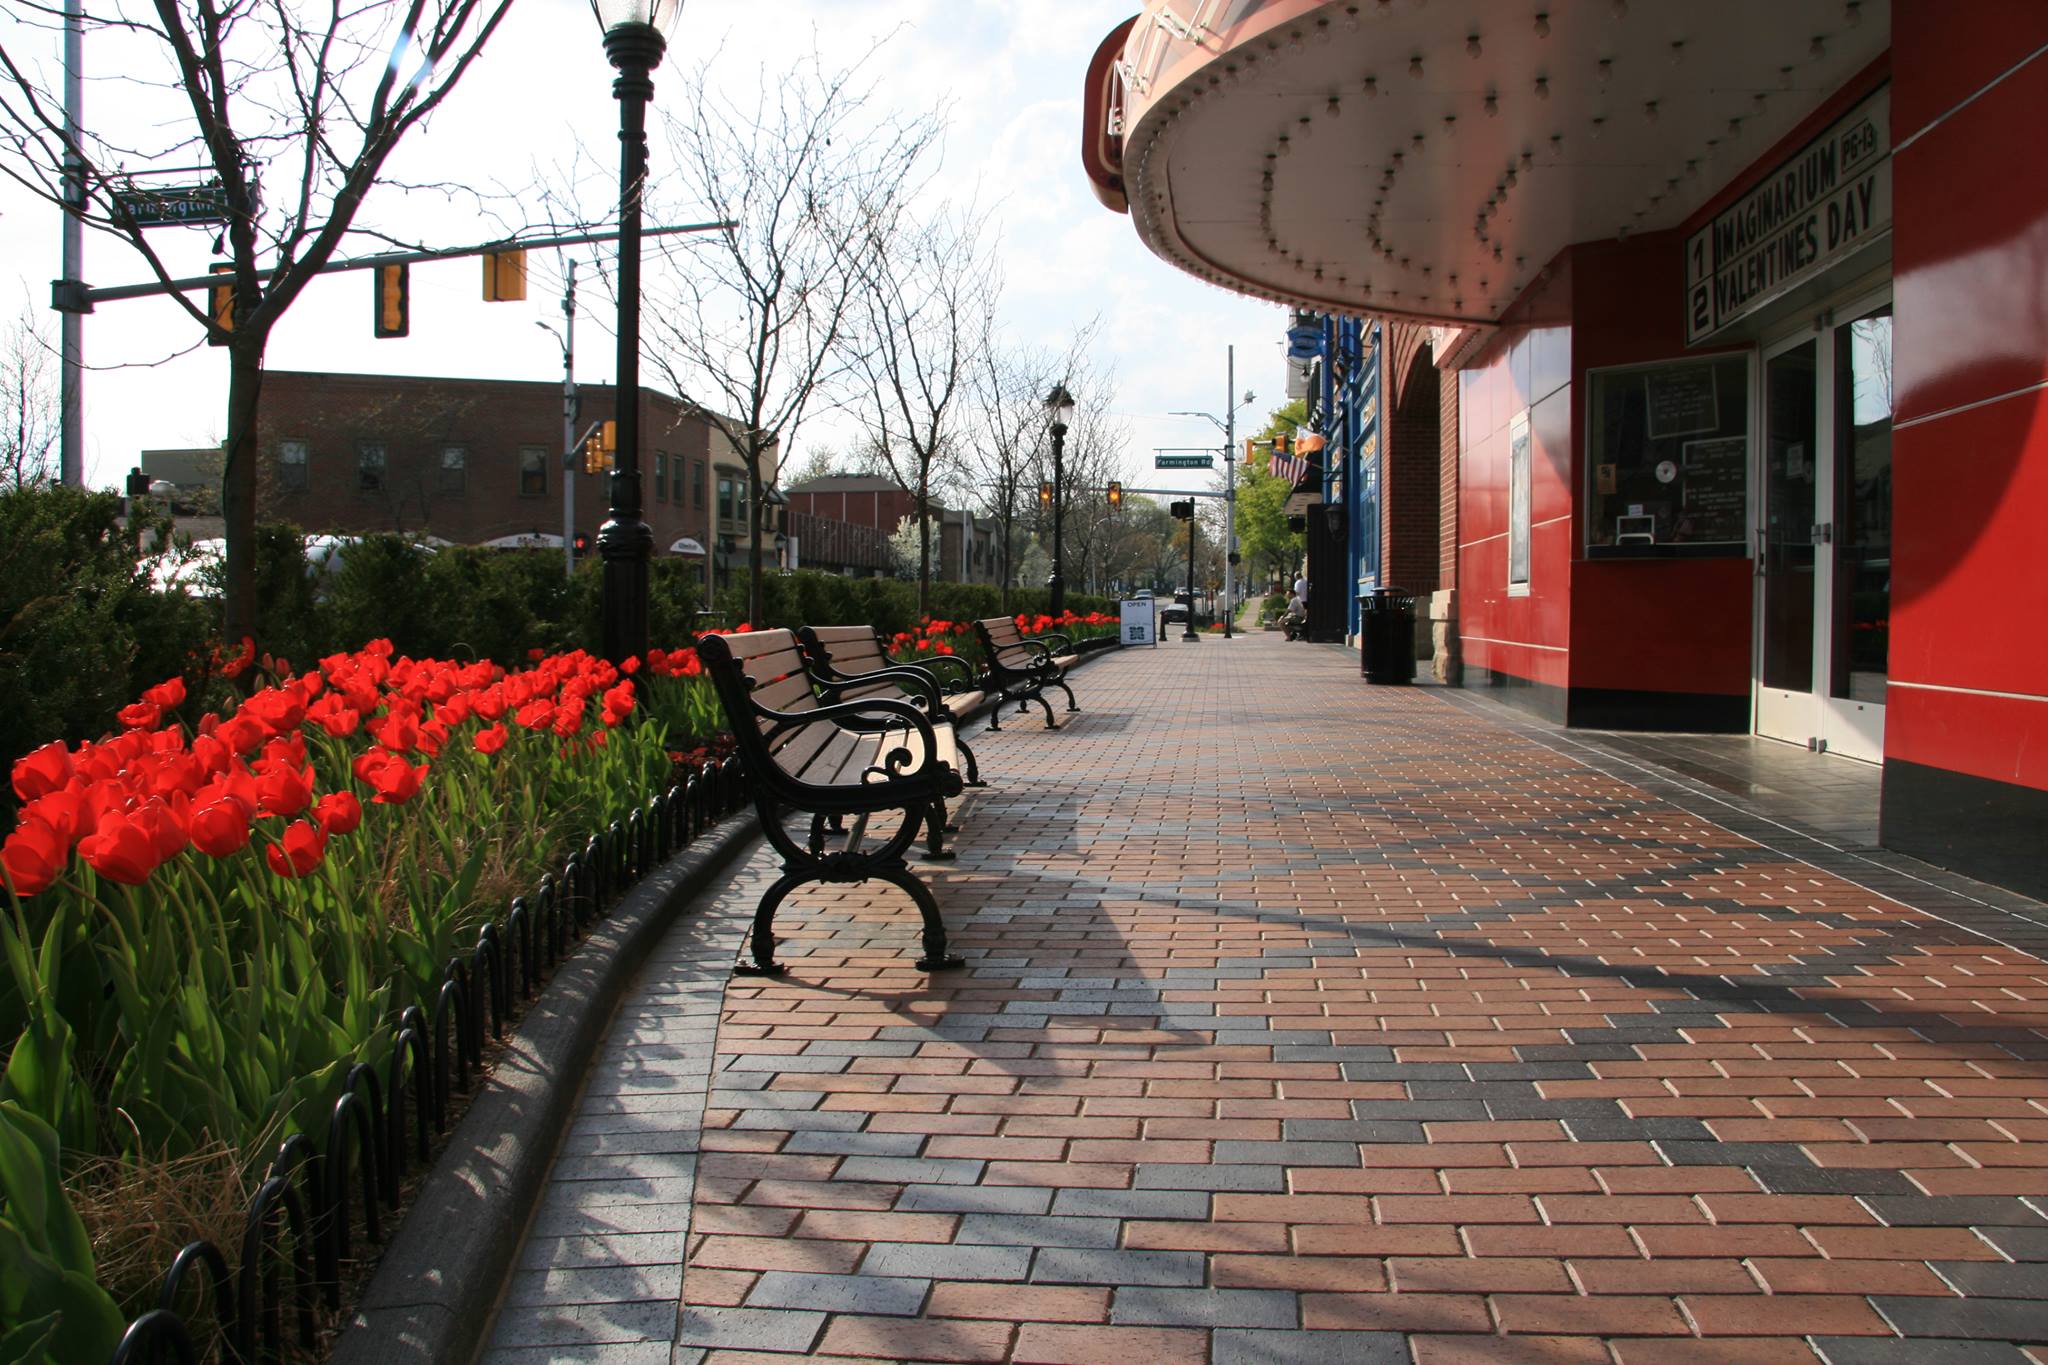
[
  {"left": 696, "top": 628, "right": 967, "bottom": 974},
  {"left": 797, "top": 624, "right": 987, "bottom": 788},
  {"left": 971, "top": 616, "right": 1080, "bottom": 731}
]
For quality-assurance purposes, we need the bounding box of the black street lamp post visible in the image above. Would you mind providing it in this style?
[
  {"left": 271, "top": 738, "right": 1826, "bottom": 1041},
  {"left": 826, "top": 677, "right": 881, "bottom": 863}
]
[
  {"left": 593, "top": 0, "right": 683, "bottom": 664},
  {"left": 1044, "top": 384, "right": 1075, "bottom": 616}
]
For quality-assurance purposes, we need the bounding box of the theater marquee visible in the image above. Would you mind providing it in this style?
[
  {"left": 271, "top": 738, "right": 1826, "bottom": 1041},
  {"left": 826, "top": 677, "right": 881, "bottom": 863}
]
[{"left": 1685, "top": 86, "right": 1891, "bottom": 344}]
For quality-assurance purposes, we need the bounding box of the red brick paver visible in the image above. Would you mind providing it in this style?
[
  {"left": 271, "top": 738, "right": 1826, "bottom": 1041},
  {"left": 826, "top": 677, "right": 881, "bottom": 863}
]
[{"left": 665, "top": 636, "right": 2048, "bottom": 1361}]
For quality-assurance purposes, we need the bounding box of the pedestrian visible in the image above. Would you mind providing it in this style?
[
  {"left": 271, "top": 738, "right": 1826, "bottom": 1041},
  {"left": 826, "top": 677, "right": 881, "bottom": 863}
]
[
  {"left": 1282, "top": 590, "right": 1307, "bottom": 641},
  {"left": 1293, "top": 571, "right": 1308, "bottom": 603}
]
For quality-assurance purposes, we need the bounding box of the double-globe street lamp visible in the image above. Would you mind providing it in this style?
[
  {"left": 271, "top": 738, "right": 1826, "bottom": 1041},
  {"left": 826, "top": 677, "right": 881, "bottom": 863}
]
[
  {"left": 1043, "top": 384, "right": 1075, "bottom": 617},
  {"left": 593, "top": 0, "right": 684, "bottom": 664}
]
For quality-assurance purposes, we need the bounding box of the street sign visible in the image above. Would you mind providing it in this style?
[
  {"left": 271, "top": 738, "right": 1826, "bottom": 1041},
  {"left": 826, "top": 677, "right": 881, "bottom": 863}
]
[
  {"left": 1155, "top": 454, "right": 1214, "bottom": 469},
  {"left": 112, "top": 183, "right": 231, "bottom": 228},
  {"left": 1286, "top": 323, "right": 1321, "bottom": 358}
]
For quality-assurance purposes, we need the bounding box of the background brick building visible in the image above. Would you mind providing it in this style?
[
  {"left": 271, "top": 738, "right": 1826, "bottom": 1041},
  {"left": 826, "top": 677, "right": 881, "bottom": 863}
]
[{"left": 251, "top": 371, "right": 760, "bottom": 594}]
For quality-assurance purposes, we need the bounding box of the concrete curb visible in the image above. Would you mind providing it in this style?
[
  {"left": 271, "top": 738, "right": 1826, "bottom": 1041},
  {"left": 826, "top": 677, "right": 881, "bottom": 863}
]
[{"left": 327, "top": 815, "right": 761, "bottom": 1365}]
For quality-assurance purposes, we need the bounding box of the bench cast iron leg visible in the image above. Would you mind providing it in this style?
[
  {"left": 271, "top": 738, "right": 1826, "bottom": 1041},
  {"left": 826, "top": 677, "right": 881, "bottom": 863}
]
[
  {"left": 1029, "top": 692, "right": 1057, "bottom": 729},
  {"left": 958, "top": 736, "right": 984, "bottom": 787},
  {"left": 878, "top": 866, "right": 963, "bottom": 971},
  {"left": 1053, "top": 679, "right": 1078, "bottom": 713}
]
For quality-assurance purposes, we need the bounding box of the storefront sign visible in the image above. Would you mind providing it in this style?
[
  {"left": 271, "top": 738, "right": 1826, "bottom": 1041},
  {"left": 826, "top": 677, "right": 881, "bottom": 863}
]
[{"left": 1685, "top": 86, "right": 1890, "bottom": 344}]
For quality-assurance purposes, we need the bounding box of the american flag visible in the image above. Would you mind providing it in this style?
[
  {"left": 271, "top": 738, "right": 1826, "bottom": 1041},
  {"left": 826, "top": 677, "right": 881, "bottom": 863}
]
[{"left": 1270, "top": 431, "right": 1325, "bottom": 489}]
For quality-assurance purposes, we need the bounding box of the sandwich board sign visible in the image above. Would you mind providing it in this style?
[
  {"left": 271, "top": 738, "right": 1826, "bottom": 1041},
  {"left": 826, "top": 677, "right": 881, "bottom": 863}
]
[{"left": 1120, "top": 598, "right": 1157, "bottom": 647}]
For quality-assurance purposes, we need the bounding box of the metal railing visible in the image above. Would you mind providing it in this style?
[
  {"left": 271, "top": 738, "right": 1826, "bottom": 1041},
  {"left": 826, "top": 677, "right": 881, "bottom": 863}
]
[{"left": 106, "top": 756, "right": 750, "bottom": 1365}]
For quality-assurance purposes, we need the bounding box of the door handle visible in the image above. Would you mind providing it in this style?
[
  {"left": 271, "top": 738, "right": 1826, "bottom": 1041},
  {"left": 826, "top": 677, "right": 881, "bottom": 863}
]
[{"left": 1810, "top": 522, "right": 1833, "bottom": 544}]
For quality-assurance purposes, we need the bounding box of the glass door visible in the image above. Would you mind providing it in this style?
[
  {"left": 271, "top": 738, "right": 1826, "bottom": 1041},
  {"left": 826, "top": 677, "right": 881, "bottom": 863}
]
[
  {"left": 1752, "top": 292, "right": 1892, "bottom": 762},
  {"left": 1755, "top": 337, "right": 1819, "bottom": 747},
  {"left": 1821, "top": 304, "right": 1893, "bottom": 761}
]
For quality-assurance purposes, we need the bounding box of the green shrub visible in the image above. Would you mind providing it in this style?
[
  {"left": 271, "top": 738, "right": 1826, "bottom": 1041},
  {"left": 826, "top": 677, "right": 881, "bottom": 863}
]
[{"left": 0, "top": 486, "right": 214, "bottom": 819}]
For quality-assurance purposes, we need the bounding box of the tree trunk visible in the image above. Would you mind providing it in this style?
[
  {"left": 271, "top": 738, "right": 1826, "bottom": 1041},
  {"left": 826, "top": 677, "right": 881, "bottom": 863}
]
[
  {"left": 220, "top": 338, "right": 267, "bottom": 646},
  {"left": 998, "top": 504, "right": 1013, "bottom": 614},
  {"left": 915, "top": 483, "right": 931, "bottom": 619},
  {"left": 746, "top": 449, "right": 765, "bottom": 627}
]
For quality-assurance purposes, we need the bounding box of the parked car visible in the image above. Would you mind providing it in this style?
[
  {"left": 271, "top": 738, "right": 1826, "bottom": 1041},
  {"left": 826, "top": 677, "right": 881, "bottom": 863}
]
[{"left": 1160, "top": 599, "right": 1190, "bottom": 625}]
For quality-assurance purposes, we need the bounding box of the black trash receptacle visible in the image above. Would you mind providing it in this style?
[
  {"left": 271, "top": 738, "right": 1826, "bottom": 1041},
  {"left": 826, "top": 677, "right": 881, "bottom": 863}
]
[{"left": 1358, "top": 587, "right": 1416, "bottom": 684}]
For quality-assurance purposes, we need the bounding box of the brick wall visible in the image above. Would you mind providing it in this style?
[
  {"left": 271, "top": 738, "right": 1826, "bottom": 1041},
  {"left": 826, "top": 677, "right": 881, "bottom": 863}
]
[
  {"left": 1439, "top": 353, "right": 1460, "bottom": 589},
  {"left": 1381, "top": 325, "right": 1442, "bottom": 594},
  {"left": 252, "top": 371, "right": 716, "bottom": 558}
]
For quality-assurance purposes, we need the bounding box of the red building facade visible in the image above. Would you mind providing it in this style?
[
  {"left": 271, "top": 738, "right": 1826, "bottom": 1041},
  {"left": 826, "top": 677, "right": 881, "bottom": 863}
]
[{"left": 1085, "top": 0, "right": 2047, "bottom": 897}]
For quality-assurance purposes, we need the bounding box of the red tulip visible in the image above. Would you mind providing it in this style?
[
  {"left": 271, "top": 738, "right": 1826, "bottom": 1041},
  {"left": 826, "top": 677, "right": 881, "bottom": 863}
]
[
  {"left": 264, "top": 818, "right": 327, "bottom": 878},
  {"left": 117, "top": 700, "right": 162, "bottom": 730},
  {"left": 253, "top": 761, "right": 315, "bottom": 818},
  {"left": 314, "top": 790, "right": 362, "bottom": 836},
  {"left": 188, "top": 798, "right": 252, "bottom": 857},
  {"left": 77, "top": 811, "right": 160, "bottom": 885},
  {"left": 473, "top": 724, "right": 508, "bottom": 755},
  {"left": 353, "top": 748, "right": 427, "bottom": 805},
  {"left": 373, "top": 711, "right": 421, "bottom": 753},
  {"left": 142, "top": 677, "right": 187, "bottom": 710},
  {"left": 134, "top": 798, "right": 188, "bottom": 862},
  {"left": 514, "top": 699, "right": 556, "bottom": 731},
  {"left": 12, "top": 740, "right": 75, "bottom": 802},
  {"left": 22, "top": 789, "right": 91, "bottom": 848},
  {"left": 621, "top": 656, "right": 641, "bottom": 675},
  {"left": 0, "top": 819, "right": 66, "bottom": 897}
]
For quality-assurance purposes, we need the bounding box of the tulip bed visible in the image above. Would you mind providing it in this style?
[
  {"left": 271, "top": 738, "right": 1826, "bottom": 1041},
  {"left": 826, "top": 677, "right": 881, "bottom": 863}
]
[
  {"left": 883, "top": 610, "right": 1121, "bottom": 663},
  {"left": 0, "top": 637, "right": 734, "bottom": 1360}
]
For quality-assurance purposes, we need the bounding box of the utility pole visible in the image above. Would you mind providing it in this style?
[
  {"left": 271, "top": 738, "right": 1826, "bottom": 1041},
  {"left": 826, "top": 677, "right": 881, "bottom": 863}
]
[
  {"left": 59, "top": 1, "right": 84, "bottom": 486},
  {"left": 560, "top": 261, "right": 577, "bottom": 579},
  {"left": 1223, "top": 344, "right": 1237, "bottom": 638}
]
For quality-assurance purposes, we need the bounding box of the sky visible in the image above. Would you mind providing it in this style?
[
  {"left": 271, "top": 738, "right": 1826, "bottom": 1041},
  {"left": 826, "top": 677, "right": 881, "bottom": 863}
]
[{"left": 0, "top": 0, "right": 1291, "bottom": 504}]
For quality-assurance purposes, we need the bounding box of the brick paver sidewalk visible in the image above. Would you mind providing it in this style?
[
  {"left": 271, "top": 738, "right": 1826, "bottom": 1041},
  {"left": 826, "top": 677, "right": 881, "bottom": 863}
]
[{"left": 499, "top": 634, "right": 2048, "bottom": 1365}]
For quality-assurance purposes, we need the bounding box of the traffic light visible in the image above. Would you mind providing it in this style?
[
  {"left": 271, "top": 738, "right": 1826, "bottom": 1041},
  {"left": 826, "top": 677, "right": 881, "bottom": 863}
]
[
  {"left": 483, "top": 248, "right": 526, "bottom": 302},
  {"left": 1038, "top": 480, "right": 1053, "bottom": 508},
  {"left": 207, "top": 261, "right": 234, "bottom": 346},
  {"left": 582, "top": 419, "right": 617, "bottom": 475},
  {"left": 572, "top": 531, "right": 590, "bottom": 558},
  {"left": 1271, "top": 433, "right": 1291, "bottom": 456},
  {"left": 1169, "top": 499, "right": 1194, "bottom": 521},
  {"left": 373, "top": 262, "right": 409, "bottom": 338},
  {"left": 1107, "top": 480, "right": 1123, "bottom": 511}
]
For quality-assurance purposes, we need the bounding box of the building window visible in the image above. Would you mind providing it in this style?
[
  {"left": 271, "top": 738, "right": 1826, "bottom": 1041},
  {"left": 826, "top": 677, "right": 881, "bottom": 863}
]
[
  {"left": 1507, "top": 411, "right": 1531, "bottom": 596},
  {"left": 279, "top": 439, "right": 308, "bottom": 492},
  {"left": 519, "top": 444, "right": 547, "bottom": 498},
  {"left": 655, "top": 452, "right": 668, "bottom": 502},
  {"left": 1585, "top": 353, "right": 1750, "bottom": 557},
  {"left": 357, "top": 441, "right": 386, "bottom": 494},
  {"left": 440, "top": 445, "right": 467, "bottom": 495},
  {"left": 692, "top": 459, "right": 705, "bottom": 509},
  {"left": 718, "top": 474, "right": 734, "bottom": 521},
  {"left": 672, "top": 452, "right": 684, "bottom": 502}
]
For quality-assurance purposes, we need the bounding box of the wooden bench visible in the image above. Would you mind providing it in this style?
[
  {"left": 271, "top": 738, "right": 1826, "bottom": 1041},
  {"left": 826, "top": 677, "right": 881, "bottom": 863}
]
[
  {"left": 797, "top": 624, "right": 986, "bottom": 788},
  {"left": 696, "top": 628, "right": 967, "bottom": 974},
  {"left": 971, "top": 616, "right": 1080, "bottom": 731}
]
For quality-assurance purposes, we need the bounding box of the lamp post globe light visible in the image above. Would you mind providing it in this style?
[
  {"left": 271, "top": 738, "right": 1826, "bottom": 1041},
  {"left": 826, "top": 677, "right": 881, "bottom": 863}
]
[
  {"left": 593, "top": 0, "right": 684, "bottom": 664},
  {"left": 1044, "top": 383, "right": 1075, "bottom": 616}
]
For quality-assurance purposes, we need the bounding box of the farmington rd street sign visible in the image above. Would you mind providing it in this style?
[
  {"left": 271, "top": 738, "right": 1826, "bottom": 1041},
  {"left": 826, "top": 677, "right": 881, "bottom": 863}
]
[
  {"left": 111, "top": 183, "right": 232, "bottom": 228},
  {"left": 1155, "top": 454, "right": 1214, "bottom": 469}
]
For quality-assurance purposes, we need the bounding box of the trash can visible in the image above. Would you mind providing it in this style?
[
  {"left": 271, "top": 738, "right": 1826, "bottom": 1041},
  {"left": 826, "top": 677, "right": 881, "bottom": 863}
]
[{"left": 1358, "top": 587, "right": 1416, "bottom": 684}]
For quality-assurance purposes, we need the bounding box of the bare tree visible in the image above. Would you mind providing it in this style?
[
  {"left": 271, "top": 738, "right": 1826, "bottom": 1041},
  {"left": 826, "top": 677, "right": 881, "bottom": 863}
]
[
  {"left": 639, "top": 45, "right": 940, "bottom": 625},
  {"left": 962, "top": 320, "right": 1106, "bottom": 613},
  {"left": 964, "top": 343, "right": 1053, "bottom": 613},
  {"left": 0, "top": 308, "right": 57, "bottom": 489},
  {"left": 852, "top": 203, "right": 997, "bottom": 616},
  {"left": 0, "top": 0, "right": 519, "bottom": 640}
]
